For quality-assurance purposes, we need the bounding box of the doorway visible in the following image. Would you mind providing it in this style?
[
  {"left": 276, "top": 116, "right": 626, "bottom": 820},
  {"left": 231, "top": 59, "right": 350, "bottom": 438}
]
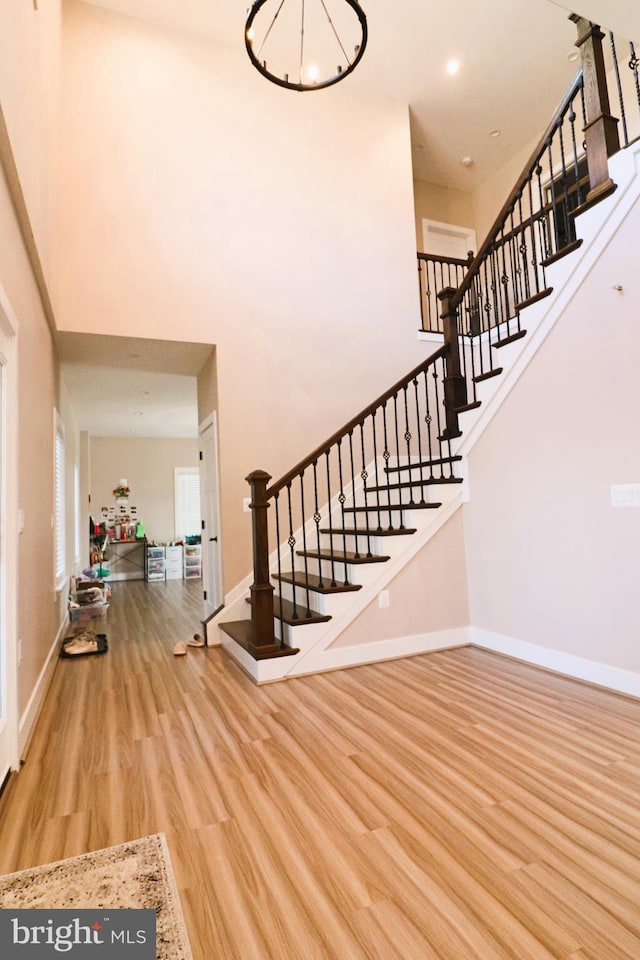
[
  {"left": 422, "top": 218, "right": 477, "bottom": 260},
  {"left": 56, "top": 332, "right": 218, "bottom": 625}
]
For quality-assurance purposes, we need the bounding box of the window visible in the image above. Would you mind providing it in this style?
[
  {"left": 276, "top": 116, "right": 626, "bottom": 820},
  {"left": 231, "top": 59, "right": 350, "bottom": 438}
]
[
  {"left": 174, "top": 467, "right": 201, "bottom": 539},
  {"left": 54, "top": 411, "right": 65, "bottom": 585}
]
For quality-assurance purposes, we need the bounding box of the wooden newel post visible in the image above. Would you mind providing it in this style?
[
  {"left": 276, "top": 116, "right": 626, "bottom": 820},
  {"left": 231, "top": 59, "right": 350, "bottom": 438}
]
[
  {"left": 438, "top": 286, "right": 466, "bottom": 440},
  {"left": 571, "top": 15, "right": 620, "bottom": 205},
  {"left": 245, "top": 470, "right": 278, "bottom": 656}
]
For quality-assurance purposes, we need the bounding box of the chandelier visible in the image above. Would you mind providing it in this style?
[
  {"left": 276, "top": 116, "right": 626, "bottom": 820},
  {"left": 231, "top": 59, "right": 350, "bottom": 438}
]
[{"left": 245, "top": 0, "right": 368, "bottom": 92}]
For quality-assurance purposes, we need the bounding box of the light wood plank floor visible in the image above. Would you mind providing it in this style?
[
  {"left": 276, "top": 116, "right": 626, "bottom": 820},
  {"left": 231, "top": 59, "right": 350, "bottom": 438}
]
[{"left": 1, "top": 580, "right": 640, "bottom": 959}]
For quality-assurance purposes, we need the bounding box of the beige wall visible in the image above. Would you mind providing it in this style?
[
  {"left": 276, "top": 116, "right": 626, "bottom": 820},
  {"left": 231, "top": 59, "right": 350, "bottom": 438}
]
[
  {"left": 89, "top": 436, "right": 199, "bottom": 545},
  {"left": 464, "top": 192, "right": 640, "bottom": 673},
  {"left": 413, "top": 179, "right": 476, "bottom": 252},
  {"left": 54, "top": 2, "right": 427, "bottom": 590},
  {"left": 329, "top": 512, "right": 469, "bottom": 648},
  {"left": 196, "top": 348, "right": 218, "bottom": 427},
  {"left": 0, "top": 0, "right": 61, "bottom": 280}
]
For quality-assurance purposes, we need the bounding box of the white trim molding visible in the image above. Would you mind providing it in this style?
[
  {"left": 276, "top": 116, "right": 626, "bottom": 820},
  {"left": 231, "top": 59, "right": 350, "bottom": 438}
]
[{"left": 471, "top": 627, "right": 640, "bottom": 699}]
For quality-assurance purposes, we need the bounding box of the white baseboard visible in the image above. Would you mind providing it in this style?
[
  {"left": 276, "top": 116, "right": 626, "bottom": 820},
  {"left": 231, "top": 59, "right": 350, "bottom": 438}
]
[
  {"left": 471, "top": 627, "right": 640, "bottom": 699},
  {"left": 270, "top": 627, "right": 470, "bottom": 680},
  {"left": 18, "top": 618, "right": 68, "bottom": 757}
]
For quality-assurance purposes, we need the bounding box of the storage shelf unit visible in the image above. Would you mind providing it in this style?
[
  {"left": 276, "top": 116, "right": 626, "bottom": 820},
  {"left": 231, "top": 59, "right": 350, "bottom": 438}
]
[
  {"left": 147, "top": 545, "right": 165, "bottom": 582},
  {"left": 183, "top": 544, "right": 202, "bottom": 579},
  {"left": 165, "top": 545, "right": 183, "bottom": 580}
]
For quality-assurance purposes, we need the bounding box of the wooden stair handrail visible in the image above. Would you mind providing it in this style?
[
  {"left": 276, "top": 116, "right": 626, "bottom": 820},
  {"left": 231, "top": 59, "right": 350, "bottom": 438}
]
[
  {"left": 267, "top": 345, "right": 447, "bottom": 498},
  {"left": 451, "top": 67, "right": 584, "bottom": 311},
  {"left": 417, "top": 251, "right": 474, "bottom": 269}
]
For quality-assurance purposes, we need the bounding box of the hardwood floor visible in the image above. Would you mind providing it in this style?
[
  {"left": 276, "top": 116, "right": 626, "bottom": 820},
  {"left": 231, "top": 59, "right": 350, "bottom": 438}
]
[{"left": 1, "top": 580, "right": 640, "bottom": 958}]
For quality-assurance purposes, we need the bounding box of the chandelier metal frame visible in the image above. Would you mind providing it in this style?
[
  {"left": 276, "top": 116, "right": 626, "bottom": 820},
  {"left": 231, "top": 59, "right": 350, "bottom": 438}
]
[{"left": 244, "top": 0, "right": 368, "bottom": 92}]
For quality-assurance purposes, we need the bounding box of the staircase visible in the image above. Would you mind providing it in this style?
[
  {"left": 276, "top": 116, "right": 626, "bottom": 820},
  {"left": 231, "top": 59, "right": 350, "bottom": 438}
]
[{"left": 216, "top": 14, "right": 640, "bottom": 682}]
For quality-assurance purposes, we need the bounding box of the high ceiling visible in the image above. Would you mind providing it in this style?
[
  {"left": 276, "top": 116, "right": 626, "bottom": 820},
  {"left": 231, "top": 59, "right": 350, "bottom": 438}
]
[
  {"left": 76, "top": 0, "right": 586, "bottom": 190},
  {"left": 64, "top": 1, "right": 638, "bottom": 437}
]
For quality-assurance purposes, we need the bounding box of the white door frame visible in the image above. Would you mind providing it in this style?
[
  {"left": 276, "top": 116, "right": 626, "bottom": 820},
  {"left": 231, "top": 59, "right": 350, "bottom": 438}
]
[
  {"left": 421, "top": 218, "right": 477, "bottom": 259},
  {"left": 0, "top": 283, "right": 19, "bottom": 783},
  {"left": 198, "top": 412, "right": 223, "bottom": 620}
]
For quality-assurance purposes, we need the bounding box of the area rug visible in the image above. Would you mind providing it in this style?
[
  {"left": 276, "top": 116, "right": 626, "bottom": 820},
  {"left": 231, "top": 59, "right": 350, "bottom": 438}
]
[{"left": 0, "top": 833, "right": 192, "bottom": 959}]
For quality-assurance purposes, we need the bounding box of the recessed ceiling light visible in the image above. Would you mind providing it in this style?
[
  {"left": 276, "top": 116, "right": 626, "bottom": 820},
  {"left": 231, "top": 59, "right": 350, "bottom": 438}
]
[
  {"left": 489, "top": 129, "right": 501, "bottom": 138},
  {"left": 133, "top": 411, "right": 144, "bottom": 416},
  {"left": 461, "top": 156, "right": 473, "bottom": 167},
  {"left": 446, "top": 58, "right": 460, "bottom": 76},
  {"left": 568, "top": 49, "right": 579, "bottom": 62}
]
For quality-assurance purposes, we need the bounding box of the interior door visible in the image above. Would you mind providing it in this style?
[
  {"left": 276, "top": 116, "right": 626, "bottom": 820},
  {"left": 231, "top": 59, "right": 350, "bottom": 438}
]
[
  {"left": 199, "top": 413, "right": 223, "bottom": 619},
  {"left": 422, "top": 218, "right": 477, "bottom": 260},
  {"left": 0, "top": 294, "right": 18, "bottom": 785}
]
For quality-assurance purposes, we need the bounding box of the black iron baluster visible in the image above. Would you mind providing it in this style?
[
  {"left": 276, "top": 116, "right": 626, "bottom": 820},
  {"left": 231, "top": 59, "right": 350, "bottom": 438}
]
[
  {"left": 609, "top": 33, "right": 629, "bottom": 147},
  {"left": 359, "top": 419, "right": 374, "bottom": 539},
  {"left": 489, "top": 246, "right": 501, "bottom": 332},
  {"left": 568, "top": 98, "right": 584, "bottom": 208},
  {"left": 324, "top": 449, "right": 339, "bottom": 586},
  {"left": 298, "top": 471, "right": 311, "bottom": 619},
  {"left": 421, "top": 369, "right": 436, "bottom": 480},
  {"left": 311, "top": 459, "right": 323, "bottom": 590},
  {"left": 274, "top": 492, "right": 283, "bottom": 634},
  {"left": 285, "top": 482, "right": 298, "bottom": 620},
  {"left": 336, "top": 438, "right": 350, "bottom": 566},
  {"left": 535, "top": 162, "right": 550, "bottom": 277},
  {"left": 371, "top": 409, "right": 382, "bottom": 538},
  {"left": 417, "top": 257, "right": 426, "bottom": 331},
  {"left": 528, "top": 172, "right": 542, "bottom": 297},
  {"left": 432, "top": 360, "right": 446, "bottom": 463},
  {"left": 557, "top": 117, "right": 573, "bottom": 245},
  {"left": 381, "top": 401, "right": 394, "bottom": 530},
  {"left": 412, "top": 376, "right": 427, "bottom": 498},
  {"left": 499, "top": 230, "right": 511, "bottom": 327},
  {"left": 402, "top": 385, "right": 414, "bottom": 505},
  {"left": 392, "top": 393, "right": 404, "bottom": 529},
  {"left": 546, "top": 139, "right": 561, "bottom": 256},
  {"left": 517, "top": 190, "right": 531, "bottom": 304},
  {"left": 629, "top": 41, "right": 640, "bottom": 118}
]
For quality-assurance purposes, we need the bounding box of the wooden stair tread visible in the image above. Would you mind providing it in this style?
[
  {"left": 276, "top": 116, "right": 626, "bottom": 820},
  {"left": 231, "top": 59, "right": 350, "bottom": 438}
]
[
  {"left": 541, "top": 238, "right": 583, "bottom": 267},
  {"left": 319, "top": 527, "right": 417, "bottom": 537},
  {"left": 454, "top": 400, "right": 481, "bottom": 414},
  {"left": 492, "top": 329, "right": 527, "bottom": 349},
  {"left": 296, "top": 549, "right": 390, "bottom": 564},
  {"left": 385, "top": 455, "right": 462, "bottom": 474},
  {"left": 219, "top": 619, "right": 299, "bottom": 659},
  {"left": 344, "top": 502, "right": 442, "bottom": 513},
  {"left": 273, "top": 571, "right": 362, "bottom": 594},
  {"left": 245, "top": 596, "right": 331, "bottom": 626},
  {"left": 364, "top": 478, "right": 462, "bottom": 493},
  {"left": 515, "top": 287, "right": 552, "bottom": 311},
  {"left": 474, "top": 367, "right": 503, "bottom": 383}
]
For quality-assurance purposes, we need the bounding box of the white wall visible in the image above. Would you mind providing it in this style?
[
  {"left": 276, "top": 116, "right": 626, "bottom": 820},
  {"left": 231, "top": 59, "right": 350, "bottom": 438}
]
[
  {"left": 53, "top": 1, "right": 427, "bottom": 591},
  {"left": 464, "top": 191, "right": 640, "bottom": 675}
]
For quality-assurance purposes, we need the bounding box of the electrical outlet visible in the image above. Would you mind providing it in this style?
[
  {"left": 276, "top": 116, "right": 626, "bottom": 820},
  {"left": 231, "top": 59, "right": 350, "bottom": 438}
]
[
  {"left": 243, "top": 498, "right": 251, "bottom": 513},
  {"left": 378, "top": 590, "right": 390, "bottom": 608}
]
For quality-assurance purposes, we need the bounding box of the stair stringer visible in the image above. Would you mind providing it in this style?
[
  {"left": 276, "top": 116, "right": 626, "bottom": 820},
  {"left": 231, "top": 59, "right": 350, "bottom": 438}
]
[{"left": 213, "top": 142, "right": 640, "bottom": 683}]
